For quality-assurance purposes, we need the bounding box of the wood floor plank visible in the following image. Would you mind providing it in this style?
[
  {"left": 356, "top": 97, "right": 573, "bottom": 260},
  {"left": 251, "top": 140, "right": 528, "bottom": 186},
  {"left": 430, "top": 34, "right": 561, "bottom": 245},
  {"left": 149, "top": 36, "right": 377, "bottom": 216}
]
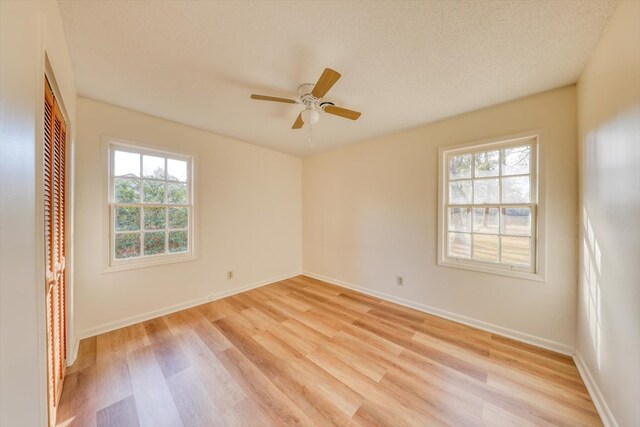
[
  {"left": 220, "top": 397, "right": 272, "bottom": 427},
  {"left": 307, "top": 347, "right": 445, "bottom": 426},
  {"left": 165, "top": 367, "right": 223, "bottom": 427},
  {"left": 380, "top": 368, "right": 484, "bottom": 426},
  {"left": 487, "top": 372, "right": 602, "bottom": 426},
  {"left": 56, "top": 365, "right": 98, "bottom": 427},
  {"left": 481, "top": 401, "right": 539, "bottom": 427},
  {"left": 334, "top": 329, "right": 487, "bottom": 420},
  {"left": 253, "top": 332, "right": 364, "bottom": 424},
  {"left": 353, "top": 318, "right": 489, "bottom": 382},
  {"left": 399, "top": 349, "right": 568, "bottom": 426},
  {"left": 176, "top": 328, "right": 247, "bottom": 411},
  {"left": 216, "top": 346, "right": 315, "bottom": 425},
  {"left": 491, "top": 333, "right": 576, "bottom": 365},
  {"left": 58, "top": 275, "right": 602, "bottom": 427},
  {"left": 193, "top": 301, "right": 226, "bottom": 323},
  {"left": 126, "top": 345, "right": 183, "bottom": 427},
  {"left": 95, "top": 333, "right": 134, "bottom": 411},
  {"left": 193, "top": 317, "right": 233, "bottom": 354},
  {"left": 96, "top": 395, "right": 139, "bottom": 427},
  {"left": 413, "top": 330, "right": 593, "bottom": 405},
  {"left": 143, "top": 317, "right": 190, "bottom": 378}
]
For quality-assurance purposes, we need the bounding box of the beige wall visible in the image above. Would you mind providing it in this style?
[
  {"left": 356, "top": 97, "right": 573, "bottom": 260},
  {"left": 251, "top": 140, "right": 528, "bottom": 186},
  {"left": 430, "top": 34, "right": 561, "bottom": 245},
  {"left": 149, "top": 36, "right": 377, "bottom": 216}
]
[
  {"left": 577, "top": 1, "right": 640, "bottom": 425},
  {"left": 0, "top": 1, "right": 77, "bottom": 425},
  {"left": 74, "top": 98, "right": 301, "bottom": 336},
  {"left": 303, "top": 86, "right": 578, "bottom": 350}
]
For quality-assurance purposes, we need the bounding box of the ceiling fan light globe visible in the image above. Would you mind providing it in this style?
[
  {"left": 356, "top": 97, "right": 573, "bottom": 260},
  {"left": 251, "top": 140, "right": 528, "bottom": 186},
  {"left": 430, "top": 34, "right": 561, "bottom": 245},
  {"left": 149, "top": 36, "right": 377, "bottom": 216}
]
[{"left": 301, "top": 108, "right": 320, "bottom": 124}]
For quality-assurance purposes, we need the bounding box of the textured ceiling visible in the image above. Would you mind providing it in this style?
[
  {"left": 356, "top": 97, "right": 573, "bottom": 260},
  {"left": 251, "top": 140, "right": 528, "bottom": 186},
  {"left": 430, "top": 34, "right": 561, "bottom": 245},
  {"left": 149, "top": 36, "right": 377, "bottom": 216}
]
[{"left": 58, "top": 0, "right": 617, "bottom": 157}]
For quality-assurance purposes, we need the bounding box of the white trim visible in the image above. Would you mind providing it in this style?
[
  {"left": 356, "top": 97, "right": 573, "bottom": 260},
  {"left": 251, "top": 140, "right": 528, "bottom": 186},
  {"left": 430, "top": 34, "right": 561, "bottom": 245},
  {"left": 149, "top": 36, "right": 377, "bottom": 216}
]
[
  {"left": 438, "top": 259, "right": 545, "bottom": 281},
  {"left": 103, "top": 252, "right": 198, "bottom": 273},
  {"left": 76, "top": 271, "right": 301, "bottom": 339},
  {"left": 302, "top": 271, "right": 574, "bottom": 355},
  {"left": 573, "top": 351, "right": 619, "bottom": 427},
  {"left": 67, "top": 339, "right": 80, "bottom": 367}
]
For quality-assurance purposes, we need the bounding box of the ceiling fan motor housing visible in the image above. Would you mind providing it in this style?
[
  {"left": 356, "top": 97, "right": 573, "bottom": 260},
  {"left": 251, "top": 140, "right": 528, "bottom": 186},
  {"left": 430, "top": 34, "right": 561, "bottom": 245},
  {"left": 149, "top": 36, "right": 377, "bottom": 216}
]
[
  {"left": 298, "top": 83, "right": 320, "bottom": 124},
  {"left": 298, "top": 83, "right": 317, "bottom": 105}
]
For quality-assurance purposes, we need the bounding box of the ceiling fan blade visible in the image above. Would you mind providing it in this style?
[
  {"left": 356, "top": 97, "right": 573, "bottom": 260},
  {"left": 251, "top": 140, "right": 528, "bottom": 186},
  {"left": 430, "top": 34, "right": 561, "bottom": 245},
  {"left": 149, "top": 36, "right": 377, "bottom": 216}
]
[
  {"left": 292, "top": 113, "right": 304, "bottom": 129},
  {"left": 324, "top": 105, "right": 361, "bottom": 120},
  {"left": 311, "top": 68, "right": 341, "bottom": 98},
  {"left": 251, "top": 94, "right": 297, "bottom": 104}
]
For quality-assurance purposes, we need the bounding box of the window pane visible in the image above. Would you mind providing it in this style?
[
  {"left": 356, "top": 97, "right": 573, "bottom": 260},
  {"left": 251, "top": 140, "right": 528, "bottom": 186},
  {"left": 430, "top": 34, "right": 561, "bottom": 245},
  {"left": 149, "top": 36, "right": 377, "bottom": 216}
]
[
  {"left": 473, "top": 234, "right": 498, "bottom": 262},
  {"left": 167, "top": 159, "right": 188, "bottom": 182},
  {"left": 502, "top": 176, "right": 530, "bottom": 203},
  {"left": 115, "top": 233, "right": 140, "bottom": 259},
  {"left": 449, "top": 154, "right": 472, "bottom": 180},
  {"left": 143, "top": 181, "right": 165, "bottom": 203},
  {"left": 168, "top": 231, "right": 188, "bottom": 253},
  {"left": 143, "top": 155, "right": 165, "bottom": 179},
  {"left": 473, "top": 207, "right": 499, "bottom": 234},
  {"left": 473, "top": 179, "right": 499, "bottom": 204},
  {"left": 144, "top": 207, "right": 166, "bottom": 230},
  {"left": 114, "top": 178, "right": 140, "bottom": 203},
  {"left": 501, "top": 208, "right": 531, "bottom": 236},
  {"left": 167, "top": 182, "right": 188, "bottom": 204},
  {"left": 115, "top": 207, "right": 140, "bottom": 231},
  {"left": 448, "top": 208, "right": 471, "bottom": 232},
  {"left": 474, "top": 151, "right": 499, "bottom": 177},
  {"left": 144, "top": 231, "right": 166, "bottom": 255},
  {"left": 449, "top": 180, "right": 471, "bottom": 204},
  {"left": 114, "top": 151, "right": 140, "bottom": 177},
  {"left": 502, "top": 146, "right": 530, "bottom": 176},
  {"left": 501, "top": 236, "right": 531, "bottom": 265},
  {"left": 448, "top": 232, "right": 471, "bottom": 258},
  {"left": 168, "top": 207, "right": 188, "bottom": 229}
]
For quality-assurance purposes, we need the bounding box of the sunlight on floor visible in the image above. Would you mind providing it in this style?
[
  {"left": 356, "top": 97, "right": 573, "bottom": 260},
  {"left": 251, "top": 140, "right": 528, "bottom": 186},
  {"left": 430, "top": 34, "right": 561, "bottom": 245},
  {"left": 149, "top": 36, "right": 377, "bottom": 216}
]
[{"left": 57, "top": 416, "right": 75, "bottom": 427}]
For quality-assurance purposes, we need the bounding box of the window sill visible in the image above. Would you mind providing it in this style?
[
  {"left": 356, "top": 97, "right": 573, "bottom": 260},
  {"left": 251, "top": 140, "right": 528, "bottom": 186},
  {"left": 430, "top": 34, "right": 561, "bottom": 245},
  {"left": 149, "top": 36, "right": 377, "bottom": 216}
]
[
  {"left": 103, "top": 253, "right": 197, "bottom": 273},
  {"left": 438, "top": 259, "right": 545, "bottom": 282}
]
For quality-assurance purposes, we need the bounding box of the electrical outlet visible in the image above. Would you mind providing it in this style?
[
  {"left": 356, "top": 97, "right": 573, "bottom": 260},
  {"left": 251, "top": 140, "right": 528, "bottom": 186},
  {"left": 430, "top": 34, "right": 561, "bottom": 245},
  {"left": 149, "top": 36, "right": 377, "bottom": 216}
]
[
  {"left": 397, "top": 276, "right": 404, "bottom": 286},
  {"left": 227, "top": 270, "right": 234, "bottom": 280}
]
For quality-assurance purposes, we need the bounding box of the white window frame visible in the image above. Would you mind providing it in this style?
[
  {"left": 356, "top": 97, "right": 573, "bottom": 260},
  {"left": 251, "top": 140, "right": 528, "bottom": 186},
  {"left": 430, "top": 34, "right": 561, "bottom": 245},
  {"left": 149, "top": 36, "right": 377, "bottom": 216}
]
[
  {"left": 437, "top": 132, "right": 546, "bottom": 282},
  {"left": 102, "top": 136, "right": 197, "bottom": 272}
]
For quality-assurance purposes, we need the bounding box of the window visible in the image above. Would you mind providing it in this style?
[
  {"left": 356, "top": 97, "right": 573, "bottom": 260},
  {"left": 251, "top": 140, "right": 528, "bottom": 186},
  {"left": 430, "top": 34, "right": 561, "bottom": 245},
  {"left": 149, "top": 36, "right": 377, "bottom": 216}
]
[
  {"left": 439, "top": 135, "right": 539, "bottom": 277},
  {"left": 107, "top": 141, "right": 194, "bottom": 268}
]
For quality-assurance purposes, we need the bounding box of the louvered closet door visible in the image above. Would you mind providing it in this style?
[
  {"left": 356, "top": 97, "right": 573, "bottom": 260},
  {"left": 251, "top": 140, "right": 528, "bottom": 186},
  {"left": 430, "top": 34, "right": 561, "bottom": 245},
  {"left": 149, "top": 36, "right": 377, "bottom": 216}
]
[{"left": 44, "top": 78, "right": 67, "bottom": 427}]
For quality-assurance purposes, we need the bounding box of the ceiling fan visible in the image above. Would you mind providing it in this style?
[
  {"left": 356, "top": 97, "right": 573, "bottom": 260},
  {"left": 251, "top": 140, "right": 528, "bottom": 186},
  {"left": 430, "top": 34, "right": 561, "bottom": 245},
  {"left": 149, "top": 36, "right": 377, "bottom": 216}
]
[{"left": 250, "top": 68, "right": 362, "bottom": 129}]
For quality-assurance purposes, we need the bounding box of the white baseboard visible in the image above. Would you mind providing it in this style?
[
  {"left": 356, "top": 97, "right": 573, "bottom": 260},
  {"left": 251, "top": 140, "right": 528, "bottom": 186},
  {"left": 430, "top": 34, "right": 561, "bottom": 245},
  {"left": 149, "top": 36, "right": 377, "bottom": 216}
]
[
  {"left": 67, "top": 338, "right": 79, "bottom": 367},
  {"left": 302, "top": 271, "right": 574, "bottom": 356},
  {"left": 573, "top": 351, "right": 619, "bottom": 427},
  {"left": 75, "top": 271, "right": 301, "bottom": 341}
]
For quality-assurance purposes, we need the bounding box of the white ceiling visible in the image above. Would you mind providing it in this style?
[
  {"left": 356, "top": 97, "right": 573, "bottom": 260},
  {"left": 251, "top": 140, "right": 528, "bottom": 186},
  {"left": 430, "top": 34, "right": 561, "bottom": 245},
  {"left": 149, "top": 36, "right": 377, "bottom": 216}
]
[{"left": 58, "top": 0, "right": 617, "bottom": 157}]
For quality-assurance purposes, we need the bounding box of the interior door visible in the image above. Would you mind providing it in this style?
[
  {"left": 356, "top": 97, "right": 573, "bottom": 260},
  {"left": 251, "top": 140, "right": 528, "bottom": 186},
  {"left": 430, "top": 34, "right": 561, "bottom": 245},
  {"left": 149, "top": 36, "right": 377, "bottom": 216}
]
[{"left": 44, "top": 77, "right": 67, "bottom": 426}]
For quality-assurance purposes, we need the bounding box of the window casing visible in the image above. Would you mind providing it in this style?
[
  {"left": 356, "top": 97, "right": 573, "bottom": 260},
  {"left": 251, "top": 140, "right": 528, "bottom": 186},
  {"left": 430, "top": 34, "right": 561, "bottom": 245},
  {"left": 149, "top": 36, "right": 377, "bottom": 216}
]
[
  {"left": 439, "top": 135, "right": 540, "bottom": 277},
  {"left": 107, "top": 141, "right": 194, "bottom": 269}
]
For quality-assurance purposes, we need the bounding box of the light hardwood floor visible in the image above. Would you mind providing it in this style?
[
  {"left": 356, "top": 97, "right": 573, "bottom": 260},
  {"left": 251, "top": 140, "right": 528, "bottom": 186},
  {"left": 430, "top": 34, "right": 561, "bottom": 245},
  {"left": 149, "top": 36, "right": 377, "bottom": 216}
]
[{"left": 57, "top": 275, "right": 601, "bottom": 426}]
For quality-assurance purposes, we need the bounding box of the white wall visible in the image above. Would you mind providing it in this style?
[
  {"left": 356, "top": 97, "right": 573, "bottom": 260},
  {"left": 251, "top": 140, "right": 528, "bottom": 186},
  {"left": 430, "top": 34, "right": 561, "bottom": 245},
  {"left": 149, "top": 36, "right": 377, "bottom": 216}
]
[
  {"left": 0, "top": 1, "right": 77, "bottom": 426},
  {"left": 303, "top": 86, "right": 578, "bottom": 351},
  {"left": 74, "top": 98, "right": 301, "bottom": 336},
  {"left": 576, "top": 1, "right": 640, "bottom": 426}
]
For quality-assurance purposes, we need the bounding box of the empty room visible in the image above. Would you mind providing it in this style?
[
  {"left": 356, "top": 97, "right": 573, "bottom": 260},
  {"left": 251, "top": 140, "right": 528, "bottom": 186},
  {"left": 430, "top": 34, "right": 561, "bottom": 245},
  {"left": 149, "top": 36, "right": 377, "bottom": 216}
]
[{"left": 1, "top": 0, "right": 639, "bottom": 426}]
